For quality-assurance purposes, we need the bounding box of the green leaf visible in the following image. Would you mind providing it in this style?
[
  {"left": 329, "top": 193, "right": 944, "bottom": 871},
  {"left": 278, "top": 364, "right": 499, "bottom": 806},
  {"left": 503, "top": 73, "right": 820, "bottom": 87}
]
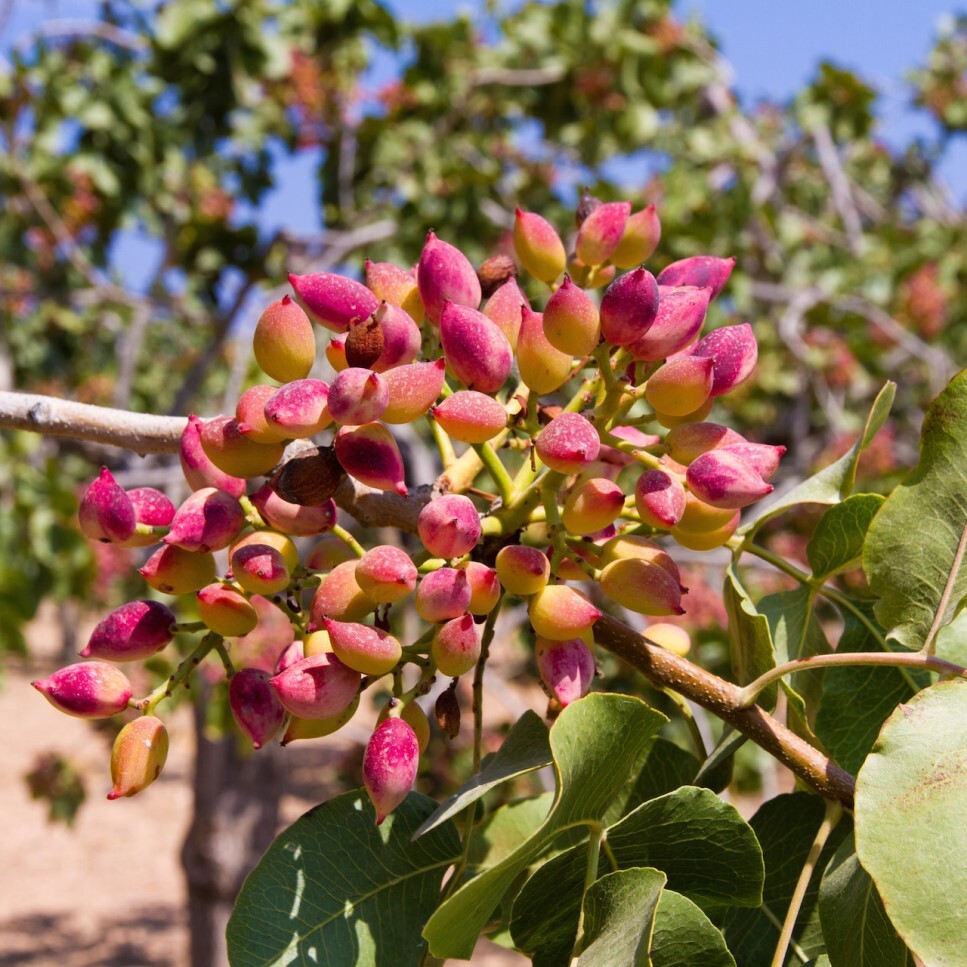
[
  {"left": 576, "top": 868, "right": 666, "bottom": 966},
  {"left": 694, "top": 728, "right": 745, "bottom": 792},
  {"left": 226, "top": 790, "right": 461, "bottom": 967},
  {"left": 722, "top": 793, "right": 851, "bottom": 965},
  {"left": 413, "top": 710, "right": 551, "bottom": 839},
  {"left": 863, "top": 369, "right": 967, "bottom": 649},
  {"left": 724, "top": 565, "right": 777, "bottom": 706},
  {"left": 818, "top": 832, "right": 913, "bottom": 967},
  {"left": 423, "top": 694, "right": 666, "bottom": 960},
  {"left": 651, "top": 890, "right": 737, "bottom": 967},
  {"left": 807, "top": 494, "right": 885, "bottom": 580},
  {"left": 813, "top": 604, "right": 917, "bottom": 775},
  {"left": 759, "top": 586, "right": 830, "bottom": 741},
  {"left": 741, "top": 382, "right": 895, "bottom": 536},
  {"left": 615, "top": 737, "right": 700, "bottom": 820},
  {"left": 855, "top": 679, "right": 967, "bottom": 966},
  {"left": 511, "top": 787, "right": 763, "bottom": 960},
  {"left": 467, "top": 793, "right": 554, "bottom": 872}
]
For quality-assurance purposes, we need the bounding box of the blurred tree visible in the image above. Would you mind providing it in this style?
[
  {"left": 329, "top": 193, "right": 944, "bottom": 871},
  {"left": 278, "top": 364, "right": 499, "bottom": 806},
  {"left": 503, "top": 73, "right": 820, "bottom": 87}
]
[{"left": 2, "top": 1, "right": 965, "bottom": 963}]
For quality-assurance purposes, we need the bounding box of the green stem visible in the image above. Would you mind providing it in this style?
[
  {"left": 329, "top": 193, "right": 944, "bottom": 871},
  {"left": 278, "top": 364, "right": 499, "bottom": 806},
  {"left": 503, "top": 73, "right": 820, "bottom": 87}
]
[
  {"left": 139, "top": 633, "right": 220, "bottom": 714},
  {"left": 471, "top": 441, "right": 515, "bottom": 504},
  {"left": 239, "top": 494, "right": 265, "bottom": 528},
  {"left": 571, "top": 822, "right": 606, "bottom": 963},
  {"left": 737, "top": 651, "right": 967, "bottom": 708},
  {"left": 426, "top": 413, "right": 457, "bottom": 469},
  {"left": 770, "top": 800, "right": 842, "bottom": 967},
  {"left": 922, "top": 520, "right": 967, "bottom": 656},
  {"left": 331, "top": 523, "right": 365, "bottom": 558},
  {"left": 444, "top": 596, "right": 504, "bottom": 900}
]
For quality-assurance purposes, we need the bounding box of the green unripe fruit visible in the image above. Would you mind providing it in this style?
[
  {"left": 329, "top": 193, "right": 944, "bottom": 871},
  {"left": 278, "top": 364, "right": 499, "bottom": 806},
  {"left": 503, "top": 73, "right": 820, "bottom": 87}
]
[
  {"left": 139, "top": 544, "right": 216, "bottom": 596},
  {"left": 644, "top": 356, "right": 715, "bottom": 417},
  {"left": 528, "top": 585, "right": 602, "bottom": 640},
  {"left": 431, "top": 614, "right": 481, "bottom": 677},
  {"left": 253, "top": 295, "right": 316, "bottom": 382},
  {"left": 281, "top": 694, "right": 360, "bottom": 745},
  {"left": 513, "top": 208, "right": 566, "bottom": 283},
  {"left": 561, "top": 478, "right": 624, "bottom": 535},
  {"left": 196, "top": 583, "right": 258, "bottom": 637},
  {"left": 542, "top": 276, "right": 601, "bottom": 356},
  {"left": 495, "top": 545, "right": 551, "bottom": 596},
  {"left": 643, "top": 622, "right": 691, "bottom": 656},
  {"left": 108, "top": 715, "right": 168, "bottom": 800},
  {"left": 599, "top": 558, "right": 685, "bottom": 616}
]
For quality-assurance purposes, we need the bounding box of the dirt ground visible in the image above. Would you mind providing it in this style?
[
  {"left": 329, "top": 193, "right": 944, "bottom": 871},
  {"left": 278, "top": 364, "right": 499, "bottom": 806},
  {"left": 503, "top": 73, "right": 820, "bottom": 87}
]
[{"left": 0, "top": 607, "right": 528, "bottom": 966}]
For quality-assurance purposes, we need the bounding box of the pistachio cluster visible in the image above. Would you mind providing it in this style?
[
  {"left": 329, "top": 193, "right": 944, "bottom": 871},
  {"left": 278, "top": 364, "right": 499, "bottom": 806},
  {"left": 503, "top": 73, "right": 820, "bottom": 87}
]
[{"left": 35, "top": 195, "right": 782, "bottom": 824}]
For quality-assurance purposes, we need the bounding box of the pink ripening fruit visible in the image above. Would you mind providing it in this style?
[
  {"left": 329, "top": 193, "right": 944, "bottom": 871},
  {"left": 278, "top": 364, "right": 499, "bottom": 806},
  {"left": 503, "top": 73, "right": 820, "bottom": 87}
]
[
  {"left": 417, "top": 230, "right": 482, "bottom": 325},
  {"left": 198, "top": 415, "right": 286, "bottom": 478},
  {"left": 483, "top": 278, "right": 528, "bottom": 351},
  {"left": 663, "top": 421, "right": 745, "bottom": 465},
  {"left": 269, "top": 652, "right": 361, "bottom": 720},
  {"left": 418, "top": 494, "right": 481, "bottom": 559},
  {"left": 334, "top": 423, "right": 407, "bottom": 496},
  {"left": 599, "top": 557, "right": 686, "bottom": 616},
  {"left": 599, "top": 267, "right": 659, "bottom": 346},
  {"left": 253, "top": 294, "right": 315, "bottom": 382},
  {"left": 230, "top": 543, "right": 290, "bottom": 596},
  {"left": 439, "top": 301, "right": 513, "bottom": 394},
  {"left": 309, "top": 560, "right": 375, "bottom": 626},
  {"left": 561, "top": 478, "right": 625, "bottom": 535},
  {"left": 635, "top": 469, "right": 687, "bottom": 529},
  {"left": 263, "top": 378, "right": 332, "bottom": 437},
  {"left": 381, "top": 358, "right": 447, "bottom": 424},
  {"left": 644, "top": 356, "right": 715, "bottom": 417},
  {"left": 535, "top": 636, "right": 595, "bottom": 707},
  {"left": 415, "top": 567, "right": 471, "bottom": 623},
  {"left": 363, "top": 302, "right": 422, "bottom": 372},
  {"left": 656, "top": 255, "right": 735, "bottom": 300},
  {"left": 179, "top": 414, "right": 246, "bottom": 498},
  {"left": 122, "top": 487, "right": 175, "bottom": 547},
  {"left": 542, "top": 276, "right": 601, "bottom": 356},
  {"left": 305, "top": 535, "right": 357, "bottom": 571},
  {"left": 685, "top": 449, "right": 773, "bottom": 510},
  {"left": 431, "top": 614, "right": 481, "bottom": 677},
  {"left": 196, "top": 583, "right": 258, "bottom": 637},
  {"left": 575, "top": 201, "right": 631, "bottom": 266},
  {"left": 33, "top": 661, "right": 133, "bottom": 718},
  {"left": 686, "top": 322, "right": 758, "bottom": 397},
  {"left": 140, "top": 544, "right": 216, "bottom": 596},
  {"left": 326, "top": 368, "right": 389, "bottom": 426},
  {"left": 517, "top": 305, "right": 573, "bottom": 395},
  {"left": 365, "top": 260, "right": 425, "bottom": 325},
  {"left": 323, "top": 619, "right": 402, "bottom": 676},
  {"left": 628, "top": 286, "right": 711, "bottom": 362},
  {"left": 457, "top": 561, "right": 501, "bottom": 616},
  {"left": 250, "top": 486, "right": 337, "bottom": 536},
  {"left": 355, "top": 545, "right": 418, "bottom": 603},
  {"left": 610, "top": 204, "right": 661, "bottom": 269},
  {"left": 495, "top": 544, "right": 551, "bottom": 596},
  {"left": 528, "top": 585, "right": 602, "bottom": 640},
  {"left": 229, "top": 668, "right": 285, "bottom": 749},
  {"left": 377, "top": 701, "right": 430, "bottom": 754},
  {"left": 535, "top": 412, "right": 601, "bottom": 474},
  {"left": 363, "top": 717, "right": 420, "bottom": 825},
  {"left": 236, "top": 385, "right": 291, "bottom": 444},
  {"left": 82, "top": 599, "right": 175, "bottom": 662},
  {"left": 288, "top": 271, "right": 379, "bottom": 333},
  {"left": 108, "top": 716, "right": 168, "bottom": 800},
  {"left": 78, "top": 467, "right": 136, "bottom": 544},
  {"left": 230, "top": 530, "right": 299, "bottom": 572},
  {"left": 430, "top": 391, "right": 507, "bottom": 444},
  {"left": 718, "top": 442, "right": 786, "bottom": 481},
  {"left": 164, "top": 487, "right": 245, "bottom": 554},
  {"left": 281, "top": 695, "right": 360, "bottom": 745},
  {"left": 513, "top": 208, "right": 567, "bottom": 283}
]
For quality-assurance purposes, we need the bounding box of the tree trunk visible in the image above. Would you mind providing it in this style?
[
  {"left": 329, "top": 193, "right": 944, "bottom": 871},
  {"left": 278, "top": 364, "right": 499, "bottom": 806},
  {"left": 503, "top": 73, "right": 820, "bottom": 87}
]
[{"left": 181, "top": 687, "right": 282, "bottom": 967}]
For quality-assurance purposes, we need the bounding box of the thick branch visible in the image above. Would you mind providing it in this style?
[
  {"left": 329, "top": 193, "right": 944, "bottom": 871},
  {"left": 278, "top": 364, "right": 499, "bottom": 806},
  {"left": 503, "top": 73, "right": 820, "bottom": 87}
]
[
  {"left": 0, "top": 390, "right": 186, "bottom": 455},
  {"left": 593, "top": 614, "right": 856, "bottom": 807}
]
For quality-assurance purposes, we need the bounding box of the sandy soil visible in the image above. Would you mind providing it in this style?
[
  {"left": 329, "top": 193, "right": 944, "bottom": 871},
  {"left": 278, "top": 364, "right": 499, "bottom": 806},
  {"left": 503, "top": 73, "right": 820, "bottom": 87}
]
[{"left": 0, "top": 607, "right": 528, "bottom": 966}]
